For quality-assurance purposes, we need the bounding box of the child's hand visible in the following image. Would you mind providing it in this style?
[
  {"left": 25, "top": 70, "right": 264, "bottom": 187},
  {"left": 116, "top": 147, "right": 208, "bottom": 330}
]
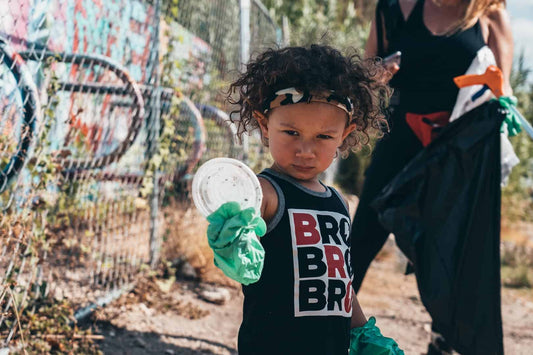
[
  {"left": 349, "top": 317, "right": 405, "bottom": 355},
  {"left": 206, "top": 202, "right": 266, "bottom": 285}
]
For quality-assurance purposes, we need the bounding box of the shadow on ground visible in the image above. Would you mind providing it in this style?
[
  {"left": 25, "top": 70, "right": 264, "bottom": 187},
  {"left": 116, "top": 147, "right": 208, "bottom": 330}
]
[{"left": 91, "top": 320, "right": 237, "bottom": 355}]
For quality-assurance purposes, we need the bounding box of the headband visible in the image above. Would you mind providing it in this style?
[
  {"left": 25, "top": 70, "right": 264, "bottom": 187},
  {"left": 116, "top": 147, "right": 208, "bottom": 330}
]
[{"left": 262, "top": 88, "right": 353, "bottom": 117}]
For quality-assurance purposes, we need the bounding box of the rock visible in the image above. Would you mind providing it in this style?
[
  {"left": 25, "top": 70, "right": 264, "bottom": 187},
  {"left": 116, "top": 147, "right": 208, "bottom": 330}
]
[
  {"left": 173, "top": 258, "right": 198, "bottom": 280},
  {"left": 423, "top": 324, "right": 432, "bottom": 333},
  {"left": 199, "top": 287, "right": 231, "bottom": 305},
  {"left": 180, "top": 261, "right": 198, "bottom": 280},
  {"left": 139, "top": 303, "right": 154, "bottom": 316}
]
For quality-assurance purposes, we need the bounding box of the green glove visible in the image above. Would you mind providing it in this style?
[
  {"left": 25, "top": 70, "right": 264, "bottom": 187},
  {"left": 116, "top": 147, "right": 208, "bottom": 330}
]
[
  {"left": 206, "top": 201, "right": 266, "bottom": 285},
  {"left": 496, "top": 96, "right": 522, "bottom": 137},
  {"left": 350, "top": 317, "right": 405, "bottom": 355}
]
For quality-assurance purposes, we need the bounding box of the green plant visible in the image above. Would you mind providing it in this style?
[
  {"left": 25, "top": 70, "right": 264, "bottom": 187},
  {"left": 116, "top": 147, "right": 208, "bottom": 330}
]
[
  {"left": 502, "top": 265, "right": 532, "bottom": 289},
  {"left": 502, "top": 52, "right": 533, "bottom": 222},
  {"left": 335, "top": 145, "right": 374, "bottom": 196},
  {"left": 11, "top": 299, "right": 102, "bottom": 354},
  {"left": 263, "top": 0, "right": 372, "bottom": 50}
]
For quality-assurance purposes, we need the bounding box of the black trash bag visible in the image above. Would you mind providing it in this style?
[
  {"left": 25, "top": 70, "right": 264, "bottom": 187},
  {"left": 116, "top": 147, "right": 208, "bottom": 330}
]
[{"left": 372, "top": 101, "right": 504, "bottom": 355}]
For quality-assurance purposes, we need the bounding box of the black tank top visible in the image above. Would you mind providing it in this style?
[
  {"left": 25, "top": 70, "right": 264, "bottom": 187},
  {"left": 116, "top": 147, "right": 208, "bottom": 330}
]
[
  {"left": 387, "top": 0, "right": 486, "bottom": 113},
  {"left": 238, "top": 169, "right": 353, "bottom": 355}
]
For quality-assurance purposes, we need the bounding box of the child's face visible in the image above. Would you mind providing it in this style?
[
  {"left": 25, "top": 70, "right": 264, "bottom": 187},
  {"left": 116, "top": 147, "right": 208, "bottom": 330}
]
[{"left": 257, "top": 102, "right": 355, "bottom": 183}]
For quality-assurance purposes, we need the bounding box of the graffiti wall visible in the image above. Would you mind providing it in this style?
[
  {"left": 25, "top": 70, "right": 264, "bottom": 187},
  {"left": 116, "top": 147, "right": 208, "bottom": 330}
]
[
  {"left": 1, "top": 0, "right": 212, "bottom": 167},
  {"left": 1, "top": 0, "right": 156, "bottom": 82}
]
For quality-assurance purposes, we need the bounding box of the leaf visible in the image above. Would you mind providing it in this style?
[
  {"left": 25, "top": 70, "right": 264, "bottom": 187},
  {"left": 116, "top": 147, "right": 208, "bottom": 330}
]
[{"left": 155, "top": 276, "right": 176, "bottom": 293}]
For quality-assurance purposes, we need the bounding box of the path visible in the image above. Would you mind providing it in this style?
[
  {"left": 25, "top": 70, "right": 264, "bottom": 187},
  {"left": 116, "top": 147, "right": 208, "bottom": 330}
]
[{"left": 92, "top": 239, "right": 533, "bottom": 354}]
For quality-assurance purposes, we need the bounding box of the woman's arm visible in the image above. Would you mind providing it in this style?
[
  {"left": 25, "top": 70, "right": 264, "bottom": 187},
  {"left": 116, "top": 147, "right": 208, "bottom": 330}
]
[
  {"left": 365, "top": 16, "right": 380, "bottom": 58},
  {"left": 482, "top": 7, "right": 514, "bottom": 95},
  {"left": 365, "top": 0, "right": 416, "bottom": 71},
  {"left": 365, "top": 16, "right": 400, "bottom": 78}
]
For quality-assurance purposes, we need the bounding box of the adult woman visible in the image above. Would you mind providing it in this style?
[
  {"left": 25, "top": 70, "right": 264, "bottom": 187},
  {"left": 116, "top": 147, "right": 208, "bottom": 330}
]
[{"left": 350, "top": 0, "right": 513, "bottom": 353}]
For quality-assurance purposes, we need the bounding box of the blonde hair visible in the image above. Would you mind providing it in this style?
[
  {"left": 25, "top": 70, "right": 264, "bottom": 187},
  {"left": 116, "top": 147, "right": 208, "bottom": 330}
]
[{"left": 452, "top": 0, "right": 506, "bottom": 34}]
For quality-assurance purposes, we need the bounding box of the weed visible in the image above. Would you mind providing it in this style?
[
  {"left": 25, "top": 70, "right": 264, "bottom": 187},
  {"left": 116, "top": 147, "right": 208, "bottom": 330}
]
[{"left": 502, "top": 265, "right": 532, "bottom": 289}]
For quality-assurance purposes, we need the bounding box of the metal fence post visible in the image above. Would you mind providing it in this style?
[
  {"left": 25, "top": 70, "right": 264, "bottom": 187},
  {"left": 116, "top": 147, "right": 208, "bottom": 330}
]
[
  {"left": 240, "top": 0, "right": 251, "bottom": 163},
  {"left": 149, "top": 0, "right": 162, "bottom": 269},
  {"left": 240, "top": 0, "right": 251, "bottom": 73},
  {"left": 282, "top": 15, "right": 290, "bottom": 47}
]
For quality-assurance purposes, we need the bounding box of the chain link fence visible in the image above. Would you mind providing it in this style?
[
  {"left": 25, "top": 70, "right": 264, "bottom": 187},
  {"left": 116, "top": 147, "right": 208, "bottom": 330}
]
[{"left": 0, "top": 0, "right": 279, "bottom": 348}]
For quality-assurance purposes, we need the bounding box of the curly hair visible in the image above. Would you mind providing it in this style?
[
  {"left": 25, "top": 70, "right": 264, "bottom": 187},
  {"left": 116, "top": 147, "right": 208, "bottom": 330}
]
[{"left": 226, "top": 44, "right": 391, "bottom": 154}]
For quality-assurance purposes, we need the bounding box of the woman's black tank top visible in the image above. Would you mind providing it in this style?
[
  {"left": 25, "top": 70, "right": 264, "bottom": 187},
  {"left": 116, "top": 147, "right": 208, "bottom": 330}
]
[{"left": 387, "top": 0, "right": 486, "bottom": 113}]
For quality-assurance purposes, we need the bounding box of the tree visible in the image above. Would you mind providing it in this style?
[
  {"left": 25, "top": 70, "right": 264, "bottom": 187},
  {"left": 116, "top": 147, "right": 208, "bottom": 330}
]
[
  {"left": 262, "top": 0, "right": 376, "bottom": 50},
  {"left": 261, "top": 0, "right": 379, "bottom": 195},
  {"left": 502, "top": 52, "right": 533, "bottom": 221}
]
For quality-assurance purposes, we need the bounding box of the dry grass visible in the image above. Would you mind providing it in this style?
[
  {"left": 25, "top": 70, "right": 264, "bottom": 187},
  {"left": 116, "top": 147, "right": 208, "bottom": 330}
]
[
  {"left": 161, "top": 201, "right": 239, "bottom": 287},
  {"left": 501, "top": 265, "right": 533, "bottom": 289},
  {"left": 500, "top": 220, "right": 533, "bottom": 290},
  {"left": 501, "top": 220, "right": 533, "bottom": 248},
  {"left": 159, "top": 198, "right": 533, "bottom": 292}
]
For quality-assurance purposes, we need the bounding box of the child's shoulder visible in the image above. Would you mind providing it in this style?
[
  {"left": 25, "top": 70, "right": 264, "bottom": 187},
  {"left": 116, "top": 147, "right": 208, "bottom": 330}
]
[{"left": 258, "top": 175, "right": 279, "bottom": 224}]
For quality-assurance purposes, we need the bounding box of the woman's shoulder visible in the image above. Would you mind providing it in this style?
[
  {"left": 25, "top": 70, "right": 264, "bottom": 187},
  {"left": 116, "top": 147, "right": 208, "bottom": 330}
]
[
  {"left": 479, "top": 5, "right": 512, "bottom": 43},
  {"left": 480, "top": 5, "right": 511, "bottom": 31},
  {"left": 484, "top": 4, "right": 510, "bottom": 20}
]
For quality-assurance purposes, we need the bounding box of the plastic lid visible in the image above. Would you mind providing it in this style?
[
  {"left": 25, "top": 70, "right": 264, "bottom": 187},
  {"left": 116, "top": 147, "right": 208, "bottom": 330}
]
[{"left": 191, "top": 157, "right": 263, "bottom": 217}]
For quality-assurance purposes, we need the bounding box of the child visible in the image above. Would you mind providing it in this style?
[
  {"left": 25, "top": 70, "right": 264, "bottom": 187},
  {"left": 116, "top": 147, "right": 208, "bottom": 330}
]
[{"left": 206, "top": 45, "right": 403, "bottom": 354}]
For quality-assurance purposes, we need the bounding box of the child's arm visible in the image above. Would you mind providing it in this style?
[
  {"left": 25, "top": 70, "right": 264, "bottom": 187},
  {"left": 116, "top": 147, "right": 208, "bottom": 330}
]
[
  {"left": 258, "top": 176, "right": 278, "bottom": 225},
  {"left": 338, "top": 195, "right": 368, "bottom": 329},
  {"left": 341, "top": 197, "right": 404, "bottom": 353},
  {"left": 349, "top": 294, "right": 405, "bottom": 354},
  {"left": 350, "top": 291, "right": 367, "bottom": 328},
  {"left": 348, "top": 269, "right": 404, "bottom": 354}
]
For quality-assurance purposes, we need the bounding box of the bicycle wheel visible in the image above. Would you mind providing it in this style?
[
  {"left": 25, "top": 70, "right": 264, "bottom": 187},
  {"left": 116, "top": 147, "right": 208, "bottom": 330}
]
[
  {"left": 19, "top": 50, "right": 145, "bottom": 170},
  {"left": 0, "top": 37, "right": 41, "bottom": 193},
  {"left": 144, "top": 88, "right": 206, "bottom": 183}
]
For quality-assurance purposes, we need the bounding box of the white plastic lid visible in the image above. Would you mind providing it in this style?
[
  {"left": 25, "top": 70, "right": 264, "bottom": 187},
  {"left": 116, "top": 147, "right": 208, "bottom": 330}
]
[{"left": 191, "top": 157, "right": 263, "bottom": 217}]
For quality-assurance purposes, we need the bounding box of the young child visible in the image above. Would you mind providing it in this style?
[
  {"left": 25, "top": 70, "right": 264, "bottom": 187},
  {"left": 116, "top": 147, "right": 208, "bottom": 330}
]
[{"left": 206, "top": 45, "right": 403, "bottom": 354}]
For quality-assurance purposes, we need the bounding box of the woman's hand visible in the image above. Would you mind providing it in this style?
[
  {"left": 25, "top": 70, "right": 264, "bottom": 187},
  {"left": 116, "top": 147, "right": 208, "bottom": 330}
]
[
  {"left": 366, "top": 15, "right": 399, "bottom": 83},
  {"left": 383, "top": 61, "right": 400, "bottom": 77},
  {"left": 373, "top": 60, "right": 398, "bottom": 84}
]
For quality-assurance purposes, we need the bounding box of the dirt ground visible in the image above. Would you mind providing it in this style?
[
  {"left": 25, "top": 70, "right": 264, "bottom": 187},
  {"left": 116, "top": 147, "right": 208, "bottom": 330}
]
[
  {"left": 89, "top": 198, "right": 533, "bottom": 355},
  {"left": 90, "top": 240, "right": 533, "bottom": 355}
]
